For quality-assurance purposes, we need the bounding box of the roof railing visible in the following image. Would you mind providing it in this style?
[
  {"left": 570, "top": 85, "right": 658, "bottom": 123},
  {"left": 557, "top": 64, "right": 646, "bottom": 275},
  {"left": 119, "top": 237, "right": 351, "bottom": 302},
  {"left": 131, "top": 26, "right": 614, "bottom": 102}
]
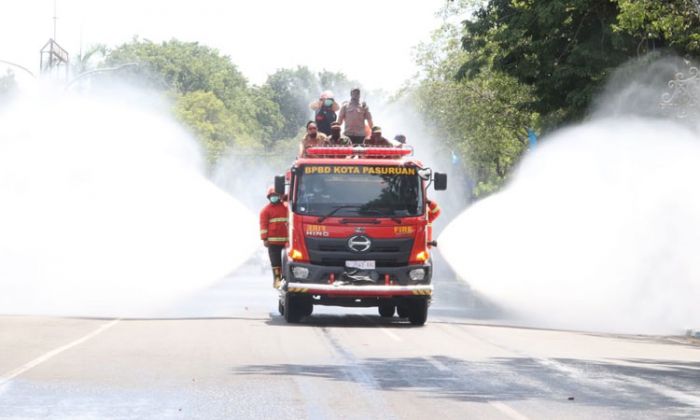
[{"left": 304, "top": 146, "right": 413, "bottom": 159}]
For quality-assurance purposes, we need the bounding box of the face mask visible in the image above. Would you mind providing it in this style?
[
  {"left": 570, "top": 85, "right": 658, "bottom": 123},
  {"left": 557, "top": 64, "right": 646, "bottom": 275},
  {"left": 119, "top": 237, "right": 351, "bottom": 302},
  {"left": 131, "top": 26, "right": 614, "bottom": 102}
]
[
  {"left": 309, "top": 132, "right": 317, "bottom": 139},
  {"left": 324, "top": 99, "right": 333, "bottom": 107},
  {"left": 269, "top": 195, "right": 280, "bottom": 204}
]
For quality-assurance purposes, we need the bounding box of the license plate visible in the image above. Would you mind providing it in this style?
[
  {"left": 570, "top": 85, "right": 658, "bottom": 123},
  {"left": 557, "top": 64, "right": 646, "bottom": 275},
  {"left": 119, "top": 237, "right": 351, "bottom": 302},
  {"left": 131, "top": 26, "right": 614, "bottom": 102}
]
[{"left": 345, "top": 260, "right": 375, "bottom": 270}]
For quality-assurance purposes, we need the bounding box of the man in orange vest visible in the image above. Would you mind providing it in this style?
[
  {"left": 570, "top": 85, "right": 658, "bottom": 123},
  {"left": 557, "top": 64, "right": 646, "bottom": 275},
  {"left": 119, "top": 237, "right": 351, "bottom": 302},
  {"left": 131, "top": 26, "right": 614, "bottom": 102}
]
[
  {"left": 260, "top": 187, "right": 288, "bottom": 288},
  {"left": 426, "top": 199, "right": 441, "bottom": 246}
]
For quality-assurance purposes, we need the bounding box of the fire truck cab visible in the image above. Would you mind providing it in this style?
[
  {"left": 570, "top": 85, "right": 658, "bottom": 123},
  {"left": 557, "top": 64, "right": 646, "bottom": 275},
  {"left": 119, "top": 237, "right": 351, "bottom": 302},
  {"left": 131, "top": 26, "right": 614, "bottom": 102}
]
[{"left": 273, "top": 146, "right": 447, "bottom": 325}]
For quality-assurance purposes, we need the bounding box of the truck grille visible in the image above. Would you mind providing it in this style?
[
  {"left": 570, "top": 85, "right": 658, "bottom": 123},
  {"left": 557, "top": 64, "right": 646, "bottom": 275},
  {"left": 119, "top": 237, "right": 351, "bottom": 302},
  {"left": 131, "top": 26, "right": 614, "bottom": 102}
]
[{"left": 305, "top": 237, "right": 414, "bottom": 267}]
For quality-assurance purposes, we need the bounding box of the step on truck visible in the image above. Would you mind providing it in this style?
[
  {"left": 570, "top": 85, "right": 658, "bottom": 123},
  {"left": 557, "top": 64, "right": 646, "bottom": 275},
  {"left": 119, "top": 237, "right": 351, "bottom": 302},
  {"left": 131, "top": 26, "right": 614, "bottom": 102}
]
[{"left": 273, "top": 146, "right": 447, "bottom": 325}]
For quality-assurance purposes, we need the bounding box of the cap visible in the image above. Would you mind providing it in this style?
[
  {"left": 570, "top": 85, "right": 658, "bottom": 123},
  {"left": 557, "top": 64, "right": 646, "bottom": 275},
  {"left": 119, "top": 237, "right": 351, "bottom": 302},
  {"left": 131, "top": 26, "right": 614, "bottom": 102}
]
[
  {"left": 394, "top": 134, "right": 406, "bottom": 143},
  {"left": 266, "top": 186, "right": 276, "bottom": 197},
  {"left": 371, "top": 126, "right": 382, "bottom": 134},
  {"left": 330, "top": 121, "right": 341, "bottom": 127}
]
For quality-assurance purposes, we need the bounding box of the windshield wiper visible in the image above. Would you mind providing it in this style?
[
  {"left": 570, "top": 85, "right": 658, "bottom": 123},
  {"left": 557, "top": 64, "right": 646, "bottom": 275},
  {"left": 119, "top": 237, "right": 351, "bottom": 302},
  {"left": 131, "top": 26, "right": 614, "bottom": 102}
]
[
  {"left": 372, "top": 207, "right": 402, "bottom": 224},
  {"left": 318, "top": 205, "right": 362, "bottom": 223}
]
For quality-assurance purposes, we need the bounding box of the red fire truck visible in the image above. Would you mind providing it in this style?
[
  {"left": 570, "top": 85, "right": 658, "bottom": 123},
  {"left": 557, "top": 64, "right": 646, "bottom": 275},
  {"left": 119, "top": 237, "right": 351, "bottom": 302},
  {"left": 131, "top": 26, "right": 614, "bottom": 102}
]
[{"left": 273, "top": 146, "right": 447, "bottom": 325}]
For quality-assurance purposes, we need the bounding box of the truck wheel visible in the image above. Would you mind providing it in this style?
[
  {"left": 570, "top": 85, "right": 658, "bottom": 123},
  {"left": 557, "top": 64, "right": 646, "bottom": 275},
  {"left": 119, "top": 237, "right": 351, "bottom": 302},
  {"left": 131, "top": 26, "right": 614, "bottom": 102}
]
[
  {"left": 396, "top": 305, "right": 410, "bottom": 318},
  {"left": 378, "top": 303, "right": 396, "bottom": 317},
  {"left": 284, "top": 294, "right": 303, "bottom": 323},
  {"left": 302, "top": 300, "right": 313, "bottom": 317},
  {"left": 408, "top": 299, "right": 428, "bottom": 326}
]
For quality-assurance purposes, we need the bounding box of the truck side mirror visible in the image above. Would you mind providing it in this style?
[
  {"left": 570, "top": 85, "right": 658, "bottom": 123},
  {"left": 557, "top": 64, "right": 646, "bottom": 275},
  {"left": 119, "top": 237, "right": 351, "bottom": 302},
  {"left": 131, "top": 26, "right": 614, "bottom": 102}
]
[
  {"left": 274, "top": 175, "right": 285, "bottom": 195},
  {"left": 434, "top": 173, "right": 447, "bottom": 191}
]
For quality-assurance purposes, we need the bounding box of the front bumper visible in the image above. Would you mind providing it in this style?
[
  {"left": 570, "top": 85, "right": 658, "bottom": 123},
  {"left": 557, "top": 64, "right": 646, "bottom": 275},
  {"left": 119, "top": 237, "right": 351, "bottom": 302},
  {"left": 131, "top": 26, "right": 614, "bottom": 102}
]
[
  {"left": 283, "top": 261, "right": 432, "bottom": 285},
  {"left": 286, "top": 282, "right": 433, "bottom": 297}
]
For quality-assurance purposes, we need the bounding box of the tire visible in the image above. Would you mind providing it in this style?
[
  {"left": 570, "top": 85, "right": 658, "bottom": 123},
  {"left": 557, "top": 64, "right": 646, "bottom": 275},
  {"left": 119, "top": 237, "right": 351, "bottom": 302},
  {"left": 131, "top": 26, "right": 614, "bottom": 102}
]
[
  {"left": 284, "top": 293, "right": 303, "bottom": 323},
  {"left": 302, "top": 300, "right": 313, "bottom": 317},
  {"left": 396, "top": 305, "right": 410, "bottom": 318},
  {"left": 408, "top": 299, "right": 428, "bottom": 326},
  {"left": 378, "top": 303, "right": 396, "bottom": 318}
]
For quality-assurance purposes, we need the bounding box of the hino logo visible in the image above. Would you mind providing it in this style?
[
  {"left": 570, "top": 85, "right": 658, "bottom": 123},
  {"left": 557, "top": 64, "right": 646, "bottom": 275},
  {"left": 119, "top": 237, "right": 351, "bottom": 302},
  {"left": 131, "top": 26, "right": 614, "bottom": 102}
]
[{"left": 347, "top": 235, "right": 372, "bottom": 253}]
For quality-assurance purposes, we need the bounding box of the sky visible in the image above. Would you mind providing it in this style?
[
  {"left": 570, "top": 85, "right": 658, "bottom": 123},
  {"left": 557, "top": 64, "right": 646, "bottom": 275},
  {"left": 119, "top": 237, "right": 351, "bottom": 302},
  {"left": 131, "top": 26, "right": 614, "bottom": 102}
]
[{"left": 0, "top": 0, "right": 447, "bottom": 91}]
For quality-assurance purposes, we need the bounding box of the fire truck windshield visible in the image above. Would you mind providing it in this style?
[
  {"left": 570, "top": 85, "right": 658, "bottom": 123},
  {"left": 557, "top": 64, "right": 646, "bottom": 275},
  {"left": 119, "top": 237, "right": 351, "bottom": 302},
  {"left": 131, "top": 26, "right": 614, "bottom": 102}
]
[{"left": 294, "top": 166, "right": 424, "bottom": 218}]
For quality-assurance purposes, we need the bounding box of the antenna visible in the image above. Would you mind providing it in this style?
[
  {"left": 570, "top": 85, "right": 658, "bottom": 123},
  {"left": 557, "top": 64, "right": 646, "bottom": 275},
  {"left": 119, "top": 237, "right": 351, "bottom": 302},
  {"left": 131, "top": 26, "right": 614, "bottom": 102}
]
[
  {"left": 40, "top": 0, "right": 69, "bottom": 80},
  {"left": 53, "top": 0, "right": 57, "bottom": 40}
]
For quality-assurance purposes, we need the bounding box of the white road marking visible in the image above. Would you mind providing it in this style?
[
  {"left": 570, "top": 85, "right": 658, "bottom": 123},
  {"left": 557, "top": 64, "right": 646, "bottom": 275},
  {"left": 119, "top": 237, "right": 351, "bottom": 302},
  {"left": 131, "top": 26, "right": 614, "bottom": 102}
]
[
  {"left": 381, "top": 328, "right": 402, "bottom": 342},
  {"left": 0, "top": 319, "right": 120, "bottom": 386},
  {"left": 488, "top": 401, "right": 531, "bottom": 420},
  {"left": 427, "top": 358, "right": 450, "bottom": 372}
]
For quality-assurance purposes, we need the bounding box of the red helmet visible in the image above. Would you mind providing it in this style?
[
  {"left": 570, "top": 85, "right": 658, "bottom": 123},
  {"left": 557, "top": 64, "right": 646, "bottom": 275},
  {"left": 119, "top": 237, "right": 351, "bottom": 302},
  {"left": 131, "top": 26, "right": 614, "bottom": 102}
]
[{"left": 266, "top": 186, "right": 276, "bottom": 197}]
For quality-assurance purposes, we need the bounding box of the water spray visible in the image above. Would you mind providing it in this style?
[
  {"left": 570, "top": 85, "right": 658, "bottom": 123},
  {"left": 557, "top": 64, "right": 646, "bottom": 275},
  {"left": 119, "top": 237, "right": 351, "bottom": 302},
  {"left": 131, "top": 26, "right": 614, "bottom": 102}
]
[
  {"left": 440, "top": 58, "right": 700, "bottom": 335},
  {"left": 0, "top": 83, "right": 257, "bottom": 317}
]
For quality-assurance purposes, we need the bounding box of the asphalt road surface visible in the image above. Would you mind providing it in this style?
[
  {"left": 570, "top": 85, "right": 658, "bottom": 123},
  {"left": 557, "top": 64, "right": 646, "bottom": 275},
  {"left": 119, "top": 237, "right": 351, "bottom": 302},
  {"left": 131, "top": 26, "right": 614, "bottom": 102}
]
[{"left": 1, "top": 252, "right": 699, "bottom": 419}]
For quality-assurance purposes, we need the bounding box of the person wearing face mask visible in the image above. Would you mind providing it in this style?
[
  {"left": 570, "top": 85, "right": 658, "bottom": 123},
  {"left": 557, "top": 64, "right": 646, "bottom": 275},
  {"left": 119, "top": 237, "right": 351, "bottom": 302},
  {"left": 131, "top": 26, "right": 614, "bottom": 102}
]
[
  {"left": 260, "top": 187, "right": 288, "bottom": 288},
  {"left": 310, "top": 90, "right": 339, "bottom": 136},
  {"left": 299, "top": 121, "right": 329, "bottom": 157},
  {"left": 328, "top": 121, "right": 352, "bottom": 146},
  {"left": 363, "top": 126, "right": 392, "bottom": 147},
  {"left": 337, "top": 87, "right": 373, "bottom": 145}
]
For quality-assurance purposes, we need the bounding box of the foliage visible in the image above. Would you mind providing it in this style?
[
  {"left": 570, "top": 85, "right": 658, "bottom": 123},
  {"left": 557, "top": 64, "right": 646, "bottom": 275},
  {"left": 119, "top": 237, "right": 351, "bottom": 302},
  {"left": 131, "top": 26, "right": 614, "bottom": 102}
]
[
  {"left": 175, "top": 90, "right": 253, "bottom": 165},
  {"left": 411, "top": 0, "right": 700, "bottom": 198},
  {"left": 263, "top": 67, "right": 359, "bottom": 140},
  {"left": 459, "top": 0, "right": 700, "bottom": 128},
  {"left": 73, "top": 44, "right": 107, "bottom": 75},
  {"left": 105, "top": 39, "right": 285, "bottom": 162},
  {"left": 413, "top": 18, "right": 538, "bottom": 197},
  {"left": 0, "top": 70, "right": 17, "bottom": 106},
  {"left": 460, "top": 0, "right": 640, "bottom": 126},
  {"left": 264, "top": 66, "right": 318, "bottom": 139},
  {"left": 615, "top": 0, "right": 700, "bottom": 56}
]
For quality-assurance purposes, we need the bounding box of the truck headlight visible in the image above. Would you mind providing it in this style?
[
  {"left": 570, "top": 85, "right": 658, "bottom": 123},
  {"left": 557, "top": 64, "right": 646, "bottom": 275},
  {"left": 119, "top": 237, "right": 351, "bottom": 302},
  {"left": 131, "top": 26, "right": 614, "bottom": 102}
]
[
  {"left": 292, "top": 266, "right": 310, "bottom": 280},
  {"left": 409, "top": 268, "right": 425, "bottom": 281}
]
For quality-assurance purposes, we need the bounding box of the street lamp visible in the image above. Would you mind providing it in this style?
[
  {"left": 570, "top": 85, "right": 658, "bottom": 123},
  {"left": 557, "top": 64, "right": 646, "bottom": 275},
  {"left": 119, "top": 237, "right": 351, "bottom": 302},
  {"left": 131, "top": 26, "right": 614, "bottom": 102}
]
[{"left": 0, "top": 59, "right": 36, "bottom": 79}]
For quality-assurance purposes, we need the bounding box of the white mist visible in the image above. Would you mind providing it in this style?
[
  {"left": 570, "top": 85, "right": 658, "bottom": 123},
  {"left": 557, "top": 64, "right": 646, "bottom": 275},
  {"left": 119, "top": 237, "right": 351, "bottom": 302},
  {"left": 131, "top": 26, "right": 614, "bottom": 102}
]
[
  {"left": 440, "top": 117, "right": 700, "bottom": 334},
  {"left": 0, "top": 86, "right": 257, "bottom": 317}
]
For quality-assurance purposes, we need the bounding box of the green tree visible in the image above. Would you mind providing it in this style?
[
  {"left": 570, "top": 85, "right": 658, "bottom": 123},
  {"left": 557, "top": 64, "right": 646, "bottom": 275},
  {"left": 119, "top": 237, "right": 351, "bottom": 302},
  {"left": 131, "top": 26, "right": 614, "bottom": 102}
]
[
  {"left": 459, "top": 0, "right": 700, "bottom": 127},
  {"left": 615, "top": 0, "right": 700, "bottom": 56},
  {"left": 73, "top": 44, "right": 107, "bottom": 75},
  {"left": 174, "top": 90, "right": 253, "bottom": 165},
  {"left": 264, "top": 66, "right": 318, "bottom": 139},
  {"left": 413, "top": 18, "right": 538, "bottom": 197},
  {"left": 263, "top": 67, "right": 359, "bottom": 139},
  {"left": 460, "top": 0, "right": 639, "bottom": 126},
  {"left": 105, "top": 38, "right": 284, "bottom": 163}
]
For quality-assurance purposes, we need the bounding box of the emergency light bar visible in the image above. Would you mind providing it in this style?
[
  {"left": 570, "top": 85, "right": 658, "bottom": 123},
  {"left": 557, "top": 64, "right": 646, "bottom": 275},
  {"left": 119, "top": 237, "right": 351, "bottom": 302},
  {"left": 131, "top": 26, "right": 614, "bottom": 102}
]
[{"left": 305, "top": 146, "right": 412, "bottom": 158}]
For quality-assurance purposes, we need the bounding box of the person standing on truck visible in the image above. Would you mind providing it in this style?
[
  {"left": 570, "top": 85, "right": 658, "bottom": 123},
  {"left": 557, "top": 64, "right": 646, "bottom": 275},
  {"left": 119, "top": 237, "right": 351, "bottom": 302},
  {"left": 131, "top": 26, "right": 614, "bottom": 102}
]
[
  {"left": 260, "top": 187, "right": 288, "bottom": 288},
  {"left": 363, "top": 126, "right": 392, "bottom": 147},
  {"left": 328, "top": 121, "right": 352, "bottom": 146},
  {"left": 299, "top": 121, "right": 329, "bottom": 157},
  {"left": 337, "top": 88, "right": 373, "bottom": 145},
  {"left": 309, "top": 91, "right": 339, "bottom": 136}
]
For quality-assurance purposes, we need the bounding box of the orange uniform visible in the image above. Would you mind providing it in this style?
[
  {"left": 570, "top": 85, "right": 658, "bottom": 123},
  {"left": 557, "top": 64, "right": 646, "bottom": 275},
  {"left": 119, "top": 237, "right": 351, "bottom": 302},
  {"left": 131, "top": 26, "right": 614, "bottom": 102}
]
[
  {"left": 259, "top": 202, "right": 288, "bottom": 246},
  {"left": 427, "top": 199, "right": 441, "bottom": 223}
]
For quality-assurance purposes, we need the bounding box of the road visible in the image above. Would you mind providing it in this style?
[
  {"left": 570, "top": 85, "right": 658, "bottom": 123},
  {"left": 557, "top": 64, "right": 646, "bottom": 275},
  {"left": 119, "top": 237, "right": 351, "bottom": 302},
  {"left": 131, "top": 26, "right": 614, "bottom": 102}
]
[{"left": 1, "top": 252, "right": 699, "bottom": 419}]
